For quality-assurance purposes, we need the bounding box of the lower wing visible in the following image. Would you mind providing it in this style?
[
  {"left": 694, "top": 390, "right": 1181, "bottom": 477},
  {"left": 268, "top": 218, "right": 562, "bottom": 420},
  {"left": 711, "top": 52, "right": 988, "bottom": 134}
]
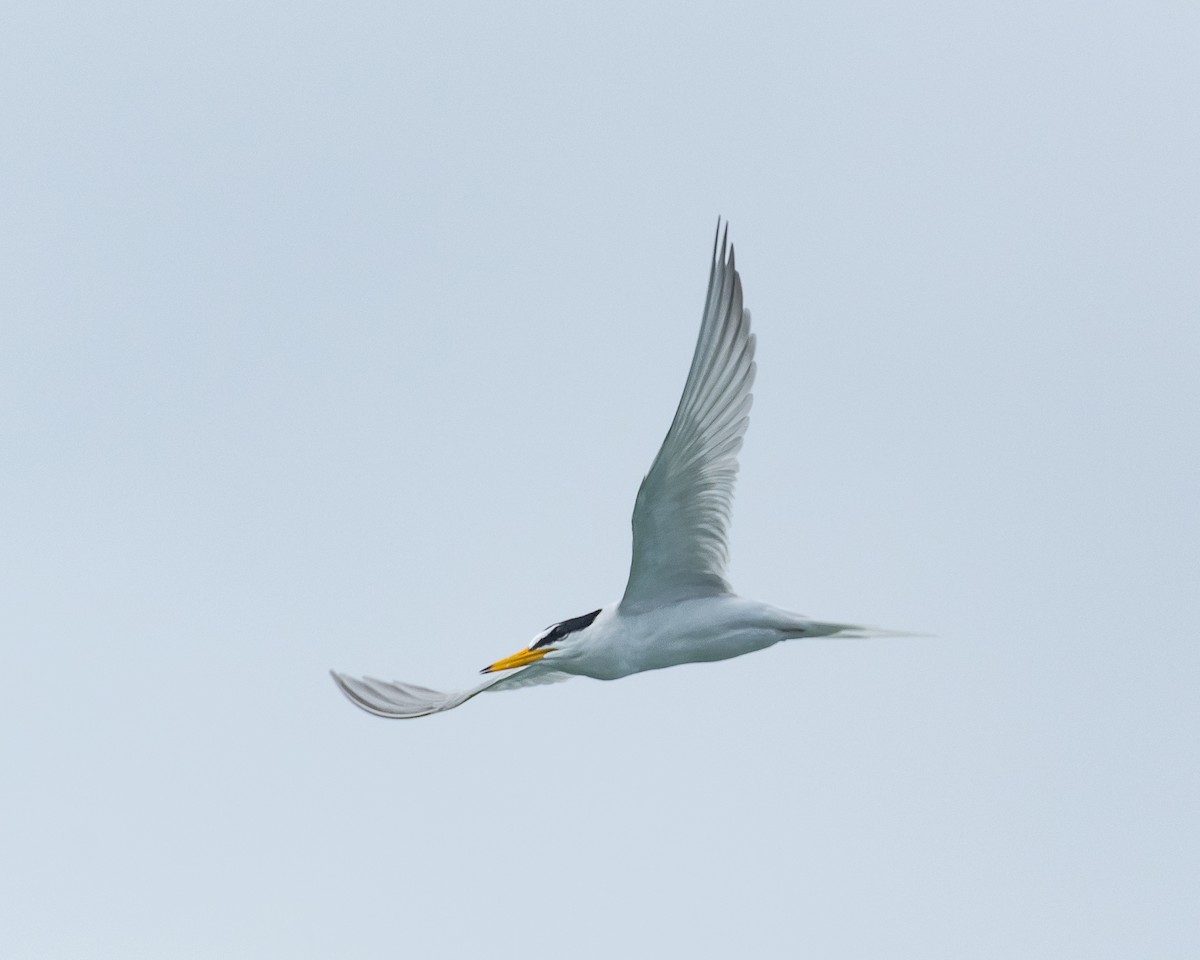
[{"left": 330, "top": 665, "right": 572, "bottom": 719}]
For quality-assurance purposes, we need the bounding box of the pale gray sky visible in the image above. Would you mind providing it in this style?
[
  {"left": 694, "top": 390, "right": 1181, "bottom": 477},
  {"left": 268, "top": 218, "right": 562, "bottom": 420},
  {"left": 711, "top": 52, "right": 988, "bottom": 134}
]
[{"left": 3, "top": 2, "right": 1197, "bottom": 958}]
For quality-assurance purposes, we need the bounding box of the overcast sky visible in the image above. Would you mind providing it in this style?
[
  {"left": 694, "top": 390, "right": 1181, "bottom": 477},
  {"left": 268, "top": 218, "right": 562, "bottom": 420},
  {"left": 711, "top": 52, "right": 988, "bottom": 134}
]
[{"left": 3, "top": 2, "right": 1197, "bottom": 958}]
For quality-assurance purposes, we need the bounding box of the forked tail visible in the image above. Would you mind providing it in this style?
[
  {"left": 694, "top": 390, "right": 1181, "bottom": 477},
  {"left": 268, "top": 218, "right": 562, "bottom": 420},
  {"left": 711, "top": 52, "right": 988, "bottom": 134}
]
[{"left": 796, "top": 620, "right": 923, "bottom": 639}]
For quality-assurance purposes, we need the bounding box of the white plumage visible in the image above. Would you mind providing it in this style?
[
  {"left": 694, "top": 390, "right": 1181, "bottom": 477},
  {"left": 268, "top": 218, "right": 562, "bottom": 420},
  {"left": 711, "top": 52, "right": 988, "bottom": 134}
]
[{"left": 332, "top": 222, "right": 890, "bottom": 719}]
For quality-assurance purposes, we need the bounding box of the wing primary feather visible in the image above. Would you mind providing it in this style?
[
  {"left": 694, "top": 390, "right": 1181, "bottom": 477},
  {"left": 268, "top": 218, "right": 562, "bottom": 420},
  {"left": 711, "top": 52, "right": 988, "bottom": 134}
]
[
  {"left": 680, "top": 262, "right": 742, "bottom": 426},
  {"left": 687, "top": 266, "right": 743, "bottom": 412},
  {"left": 681, "top": 250, "right": 734, "bottom": 412},
  {"left": 676, "top": 229, "right": 733, "bottom": 424},
  {"left": 690, "top": 333, "right": 756, "bottom": 439}
]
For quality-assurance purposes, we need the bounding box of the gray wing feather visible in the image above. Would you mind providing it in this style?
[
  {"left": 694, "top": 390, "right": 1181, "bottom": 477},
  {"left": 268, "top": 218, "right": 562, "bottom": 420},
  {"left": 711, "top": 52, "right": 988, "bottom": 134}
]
[
  {"left": 621, "top": 221, "right": 756, "bottom": 611},
  {"left": 330, "top": 666, "right": 572, "bottom": 720}
]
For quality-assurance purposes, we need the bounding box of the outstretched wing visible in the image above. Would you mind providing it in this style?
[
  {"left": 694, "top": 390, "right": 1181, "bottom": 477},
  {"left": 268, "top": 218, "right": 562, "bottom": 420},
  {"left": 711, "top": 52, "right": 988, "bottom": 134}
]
[
  {"left": 330, "top": 665, "right": 571, "bottom": 719},
  {"left": 621, "top": 221, "right": 756, "bottom": 611}
]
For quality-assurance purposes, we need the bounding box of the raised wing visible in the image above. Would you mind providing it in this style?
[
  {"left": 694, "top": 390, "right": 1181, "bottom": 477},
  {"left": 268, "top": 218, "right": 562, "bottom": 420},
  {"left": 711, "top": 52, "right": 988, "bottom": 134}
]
[
  {"left": 330, "top": 665, "right": 571, "bottom": 719},
  {"left": 621, "top": 222, "right": 756, "bottom": 611}
]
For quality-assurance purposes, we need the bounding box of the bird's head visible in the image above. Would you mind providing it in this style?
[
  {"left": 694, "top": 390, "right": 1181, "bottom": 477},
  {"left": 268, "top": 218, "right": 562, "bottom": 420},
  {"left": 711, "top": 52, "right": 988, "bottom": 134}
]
[{"left": 480, "top": 608, "right": 602, "bottom": 674}]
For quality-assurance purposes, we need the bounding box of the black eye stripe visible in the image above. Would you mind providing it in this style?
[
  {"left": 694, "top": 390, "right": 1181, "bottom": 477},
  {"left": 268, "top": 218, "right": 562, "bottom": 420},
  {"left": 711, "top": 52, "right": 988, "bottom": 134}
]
[{"left": 530, "top": 608, "right": 601, "bottom": 650}]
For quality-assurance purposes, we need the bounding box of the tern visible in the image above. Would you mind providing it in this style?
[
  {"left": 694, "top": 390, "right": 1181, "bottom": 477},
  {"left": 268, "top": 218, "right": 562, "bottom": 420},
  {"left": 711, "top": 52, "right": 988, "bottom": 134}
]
[{"left": 332, "top": 222, "right": 891, "bottom": 718}]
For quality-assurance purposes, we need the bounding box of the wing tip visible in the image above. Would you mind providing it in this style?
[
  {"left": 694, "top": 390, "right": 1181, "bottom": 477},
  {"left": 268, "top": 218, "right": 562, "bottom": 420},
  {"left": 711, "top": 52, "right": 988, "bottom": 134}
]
[
  {"left": 712, "top": 217, "right": 732, "bottom": 265},
  {"left": 330, "top": 669, "right": 418, "bottom": 719}
]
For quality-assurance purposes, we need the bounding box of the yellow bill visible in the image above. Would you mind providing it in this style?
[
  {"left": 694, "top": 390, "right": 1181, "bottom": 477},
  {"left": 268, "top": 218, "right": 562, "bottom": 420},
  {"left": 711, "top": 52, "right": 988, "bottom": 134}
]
[{"left": 480, "top": 646, "right": 551, "bottom": 674}]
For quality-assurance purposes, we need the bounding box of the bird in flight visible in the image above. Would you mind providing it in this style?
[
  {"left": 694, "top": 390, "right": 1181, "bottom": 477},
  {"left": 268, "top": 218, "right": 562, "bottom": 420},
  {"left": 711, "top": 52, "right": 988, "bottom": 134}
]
[{"left": 332, "top": 221, "right": 890, "bottom": 718}]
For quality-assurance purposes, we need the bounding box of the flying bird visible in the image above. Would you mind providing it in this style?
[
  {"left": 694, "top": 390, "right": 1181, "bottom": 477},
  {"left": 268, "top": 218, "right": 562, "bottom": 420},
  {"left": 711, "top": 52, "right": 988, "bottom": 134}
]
[{"left": 332, "top": 222, "right": 890, "bottom": 718}]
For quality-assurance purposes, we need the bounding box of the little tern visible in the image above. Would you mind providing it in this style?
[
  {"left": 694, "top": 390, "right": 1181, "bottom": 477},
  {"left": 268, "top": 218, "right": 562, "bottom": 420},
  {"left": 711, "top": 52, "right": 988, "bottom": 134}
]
[{"left": 332, "top": 222, "right": 890, "bottom": 718}]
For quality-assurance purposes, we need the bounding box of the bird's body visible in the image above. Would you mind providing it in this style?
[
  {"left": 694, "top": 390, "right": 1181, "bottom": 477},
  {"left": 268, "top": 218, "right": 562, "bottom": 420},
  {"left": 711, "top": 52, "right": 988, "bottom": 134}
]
[
  {"left": 332, "top": 222, "right": 892, "bottom": 719},
  {"left": 548, "top": 598, "right": 854, "bottom": 682}
]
